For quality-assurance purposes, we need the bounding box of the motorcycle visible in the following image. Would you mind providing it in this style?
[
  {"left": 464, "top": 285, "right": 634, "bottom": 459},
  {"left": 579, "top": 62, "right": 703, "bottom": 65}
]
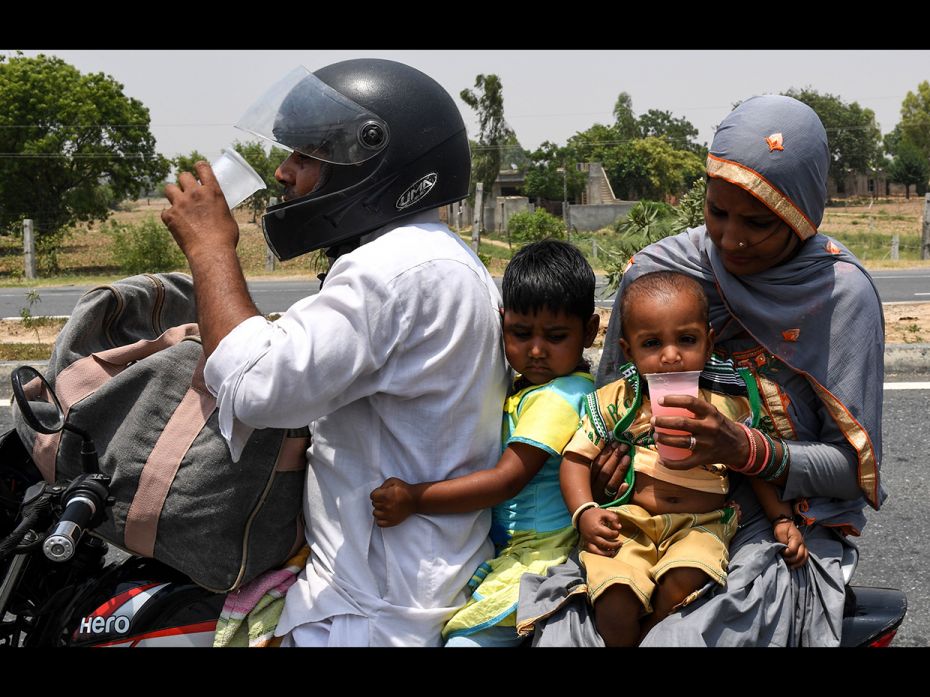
[{"left": 0, "top": 365, "right": 908, "bottom": 647}]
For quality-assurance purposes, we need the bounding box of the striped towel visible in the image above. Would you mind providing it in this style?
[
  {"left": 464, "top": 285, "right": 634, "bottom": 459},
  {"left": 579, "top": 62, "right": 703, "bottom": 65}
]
[{"left": 213, "top": 546, "right": 310, "bottom": 648}]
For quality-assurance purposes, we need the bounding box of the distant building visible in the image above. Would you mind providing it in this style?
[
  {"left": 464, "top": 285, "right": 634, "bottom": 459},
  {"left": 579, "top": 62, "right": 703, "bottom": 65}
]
[{"left": 453, "top": 163, "right": 635, "bottom": 233}]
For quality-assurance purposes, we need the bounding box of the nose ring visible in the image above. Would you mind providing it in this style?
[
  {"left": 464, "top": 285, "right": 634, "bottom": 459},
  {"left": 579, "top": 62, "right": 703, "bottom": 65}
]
[{"left": 737, "top": 241, "right": 747, "bottom": 248}]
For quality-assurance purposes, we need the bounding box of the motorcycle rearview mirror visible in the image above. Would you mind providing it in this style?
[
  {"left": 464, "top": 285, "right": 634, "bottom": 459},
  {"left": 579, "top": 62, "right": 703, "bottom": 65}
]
[
  {"left": 10, "top": 366, "right": 65, "bottom": 434},
  {"left": 10, "top": 366, "right": 100, "bottom": 474}
]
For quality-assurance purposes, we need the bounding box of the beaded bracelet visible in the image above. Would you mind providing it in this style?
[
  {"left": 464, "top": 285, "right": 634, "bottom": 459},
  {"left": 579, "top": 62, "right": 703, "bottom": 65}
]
[
  {"left": 762, "top": 438, "right": 791, "bottom": 482},
  {"left": 571, "top": 502, "right": 599, "bottom": 530}
]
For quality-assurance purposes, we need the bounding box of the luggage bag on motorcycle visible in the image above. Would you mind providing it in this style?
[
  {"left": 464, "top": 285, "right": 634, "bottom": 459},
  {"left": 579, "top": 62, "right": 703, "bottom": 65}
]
[{"left": 12, "top": 273, "right": 307, "bottom": 593}]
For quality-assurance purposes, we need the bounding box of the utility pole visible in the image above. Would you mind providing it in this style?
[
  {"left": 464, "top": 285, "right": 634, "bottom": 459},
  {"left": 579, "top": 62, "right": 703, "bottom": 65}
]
[
  {"left": 471, "top": 182, "right": 483, "bottom": 255},
  {"left": 923, "top": 193, "right": 930, "bottom": 260},
  {"left": 23, "top": 219, "right": 36, "bottom": 280}
]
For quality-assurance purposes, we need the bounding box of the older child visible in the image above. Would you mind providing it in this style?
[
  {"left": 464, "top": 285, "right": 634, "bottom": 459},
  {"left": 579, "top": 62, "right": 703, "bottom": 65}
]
[
  {"left": 370, "top": 239, "right": 598, "bottom": 647},
  {"left": 561, "top": 271, "right": 807, "bottom": 647}
]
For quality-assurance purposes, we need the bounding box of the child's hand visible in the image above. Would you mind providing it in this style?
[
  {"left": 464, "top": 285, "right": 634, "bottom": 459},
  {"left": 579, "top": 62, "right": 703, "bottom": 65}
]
[
  {"left": 724, "top": 499, "right": 742, "bottom": 525},
  {"left": 579, "top": 507, "right": 623, "bottom": 557},
  {"left": 370, "top": 477, "right": 418, "bottom": 527},
  {"left": 773, "top": 517, "right": 808, "bottom": 569}
]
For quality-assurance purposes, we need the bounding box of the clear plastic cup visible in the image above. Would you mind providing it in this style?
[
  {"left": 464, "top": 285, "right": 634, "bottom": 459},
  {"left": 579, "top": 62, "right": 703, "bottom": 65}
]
[
  {"left": 644, "top": 370, "right": 702, "bottom": 461},
  {"left": 209, "top": 147, "right": 265, "bottom": 210}
]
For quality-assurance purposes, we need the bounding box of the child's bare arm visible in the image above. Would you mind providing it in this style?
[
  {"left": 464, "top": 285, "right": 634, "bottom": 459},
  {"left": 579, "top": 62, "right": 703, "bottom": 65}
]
[
  {"left": 369, "top": 442, "right": 549, "bottom": 527},
  {"left": 750, "top": 477, "right": 808, "bottom": 569},
  {"left": 561, "top": 451, "right": 623, "bottom": 556}
]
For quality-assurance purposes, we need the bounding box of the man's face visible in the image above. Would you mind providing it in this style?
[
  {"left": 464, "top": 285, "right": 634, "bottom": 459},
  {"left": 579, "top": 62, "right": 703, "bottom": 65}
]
[{"left": 275, "top": 151, "right": 324, "bottom": 201}]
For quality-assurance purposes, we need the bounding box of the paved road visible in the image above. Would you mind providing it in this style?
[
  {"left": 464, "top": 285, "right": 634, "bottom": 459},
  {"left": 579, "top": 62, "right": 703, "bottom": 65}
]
[
  {"left": 4, "top": 269, "right": 928, "bottom": 318},
  {"left": 1, "top": 375, "right": 927, "bottom": 646},
  {"left": 852, "top": 376, "right": 930, "bottom": 647}
]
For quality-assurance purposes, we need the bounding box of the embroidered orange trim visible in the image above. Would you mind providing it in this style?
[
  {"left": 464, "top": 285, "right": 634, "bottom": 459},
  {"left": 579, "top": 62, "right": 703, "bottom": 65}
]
[
  {"left": 782, "top": 329, "right": 800, "bottom": 342},
  {"left": 765, "top": 133, "right": 785, "bottom": 152},
  {"left": 807, "top": 379, "right": 880, "bottom": 509},
  {"left": 706, "top": 155, "right": 818, "bottom": 240}
]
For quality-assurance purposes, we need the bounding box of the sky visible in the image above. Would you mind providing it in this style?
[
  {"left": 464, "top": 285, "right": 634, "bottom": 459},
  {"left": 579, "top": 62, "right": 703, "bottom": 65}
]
[{"left": 7, "top": 49, "right": 930, "bottom": 161}]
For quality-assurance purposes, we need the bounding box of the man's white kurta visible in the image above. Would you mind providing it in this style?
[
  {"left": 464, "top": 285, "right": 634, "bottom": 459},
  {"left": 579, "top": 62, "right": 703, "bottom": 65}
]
[{"left": 204, "top": 217, "right": 508, "bottom": 646}]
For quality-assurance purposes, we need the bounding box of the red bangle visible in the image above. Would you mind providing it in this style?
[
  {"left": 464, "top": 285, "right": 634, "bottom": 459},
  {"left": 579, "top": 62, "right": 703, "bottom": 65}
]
[{"left": 734, "top": 423, "right": 760, "bottom": 474}]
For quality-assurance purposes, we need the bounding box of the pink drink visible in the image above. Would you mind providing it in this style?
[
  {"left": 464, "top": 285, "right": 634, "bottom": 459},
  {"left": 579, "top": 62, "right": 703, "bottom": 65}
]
[{"left": 644, "top": 370, "right": 702, "bottom": 461}]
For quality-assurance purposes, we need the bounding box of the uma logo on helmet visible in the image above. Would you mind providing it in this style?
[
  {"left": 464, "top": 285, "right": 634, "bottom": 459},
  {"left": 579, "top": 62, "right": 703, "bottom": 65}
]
[{"left": 396, "top": 173, "right": 438, "bottom": 210}]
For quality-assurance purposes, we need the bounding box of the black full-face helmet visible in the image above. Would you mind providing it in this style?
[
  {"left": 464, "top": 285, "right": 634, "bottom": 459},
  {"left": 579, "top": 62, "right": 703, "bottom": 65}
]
[{"left": 235, "top": 59, "right": 471, "bottom": 260}]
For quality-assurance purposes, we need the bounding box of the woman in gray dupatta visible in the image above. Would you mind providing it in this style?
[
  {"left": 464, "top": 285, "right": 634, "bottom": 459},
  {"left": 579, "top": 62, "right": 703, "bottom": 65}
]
[{"left": 516, "top": 94, "right": 885, "bottom": 646}]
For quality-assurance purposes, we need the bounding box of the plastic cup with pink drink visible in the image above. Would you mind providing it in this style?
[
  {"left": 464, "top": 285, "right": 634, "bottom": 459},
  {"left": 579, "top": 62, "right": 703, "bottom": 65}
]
[{"left": 644, "top": 370, "right": 702, "bottom": 462}]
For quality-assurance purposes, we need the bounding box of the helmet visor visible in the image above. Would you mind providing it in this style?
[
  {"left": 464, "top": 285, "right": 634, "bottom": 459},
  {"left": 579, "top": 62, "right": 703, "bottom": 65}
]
[{"left": 235, "top": 66, "right": 389, "bottom": 165}]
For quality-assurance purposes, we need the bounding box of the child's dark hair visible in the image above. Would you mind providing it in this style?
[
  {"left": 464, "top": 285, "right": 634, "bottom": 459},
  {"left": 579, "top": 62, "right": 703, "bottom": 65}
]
[
  {"left": 619, "top": 271, "right": 709, "bottom": 339},
  {"left": 502, "top": 239, "right": 595, "bottom": 320}
]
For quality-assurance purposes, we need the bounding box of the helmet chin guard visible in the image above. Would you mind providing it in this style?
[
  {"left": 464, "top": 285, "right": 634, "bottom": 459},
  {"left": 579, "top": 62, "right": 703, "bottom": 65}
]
[{"left": 236, "top": 59, "right": 471, "bottom": 260}]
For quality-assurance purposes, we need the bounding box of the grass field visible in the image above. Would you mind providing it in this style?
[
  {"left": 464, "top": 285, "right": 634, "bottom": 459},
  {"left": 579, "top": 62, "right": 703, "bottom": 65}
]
[
  {"left": 1, "top": 195, "right": 927, "bottom": 285},
  {"left": 0, "top": 195, "right": 928, "bottom": 359}
]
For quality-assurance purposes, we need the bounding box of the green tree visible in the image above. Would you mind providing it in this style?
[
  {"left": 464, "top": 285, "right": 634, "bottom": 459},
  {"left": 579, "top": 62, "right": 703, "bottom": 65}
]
[
  {"left": 567, "top": 96, "right": 704, "bottom": 201},
  {"left": 612, "top": 92, "right": 639, "bottom": 142},
  {"left": 636, "top": 109, "right": 705, "bottom": 155},
  {"left": 172, "top": 150, "right": 208, "bottom": 176},
  {"left": 523, "top": 141, "right": 586, "bottom": 202},
  {"left": 615, "top": 137, "right": 704, "bottom": 201},
  {"left": 566, "top": 123, "right": 626, "bottom": 185},
  {"left": 887, "top": 137, "right": 930, "bottom": 198},
  {"left": 507, "top": 209, "right": 564, "bottom": 245},
  {"left": 460, "top": 74, "right": 517, "bottom": 197},
  {"left": 899, "top": 81, "right": 930, "bottom": 159},
  {"left": 0, "top": 54, "right": 170, "bottom": 239},
  {"left": 783, "top": 88, "right": 882, "bottom": 193}
]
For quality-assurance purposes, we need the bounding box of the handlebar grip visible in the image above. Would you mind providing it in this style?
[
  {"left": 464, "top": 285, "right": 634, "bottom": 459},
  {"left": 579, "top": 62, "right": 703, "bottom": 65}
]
[{"left": 43, "top": 496, "right": 97, "bottom": 562}]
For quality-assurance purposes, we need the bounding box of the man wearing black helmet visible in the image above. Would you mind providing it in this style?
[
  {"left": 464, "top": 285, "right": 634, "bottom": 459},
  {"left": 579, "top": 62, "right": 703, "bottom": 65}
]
[{"left": 162, "top": 59, "right": 509, "bottom": 646}]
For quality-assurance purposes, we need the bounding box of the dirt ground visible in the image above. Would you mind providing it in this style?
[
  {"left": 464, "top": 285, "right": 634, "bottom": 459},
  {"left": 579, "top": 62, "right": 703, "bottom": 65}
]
[
  {"left": 595, "top": 304, "right": 930, "bottom": 345},
  {"left": 0, "top": 318, "right": 66, "bottom": 345},
  {"left": 2, "top": 303, "right": 928, "bottom": 350}
]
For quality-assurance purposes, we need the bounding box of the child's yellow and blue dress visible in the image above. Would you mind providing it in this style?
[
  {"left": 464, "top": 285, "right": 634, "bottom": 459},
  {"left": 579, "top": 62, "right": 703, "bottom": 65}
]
[{"left": 442, "top": 370, "right": 594, "bottom": 645}]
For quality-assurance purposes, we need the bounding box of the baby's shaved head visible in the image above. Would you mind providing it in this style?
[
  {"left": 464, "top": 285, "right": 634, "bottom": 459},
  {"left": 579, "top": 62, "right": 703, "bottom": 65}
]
[{"left": 620, "top": 271, "right": 708, "bottom": 339}]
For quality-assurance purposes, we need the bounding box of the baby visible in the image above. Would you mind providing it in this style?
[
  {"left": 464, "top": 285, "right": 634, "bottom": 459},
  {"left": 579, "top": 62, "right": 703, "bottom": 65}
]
[{"left": 560, "top": 270, "right": 807, "bottom": 646}]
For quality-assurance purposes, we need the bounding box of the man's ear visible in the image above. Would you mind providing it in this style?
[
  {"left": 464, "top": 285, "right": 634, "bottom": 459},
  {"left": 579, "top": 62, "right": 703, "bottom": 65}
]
[{"left": 584, "top": 313, "right": 600, "bottom": 348}]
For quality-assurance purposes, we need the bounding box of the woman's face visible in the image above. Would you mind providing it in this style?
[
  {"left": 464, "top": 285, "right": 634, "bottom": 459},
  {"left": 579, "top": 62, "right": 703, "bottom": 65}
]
[{"left": 705, "top": 178, "right": 802, "bottom": 276}]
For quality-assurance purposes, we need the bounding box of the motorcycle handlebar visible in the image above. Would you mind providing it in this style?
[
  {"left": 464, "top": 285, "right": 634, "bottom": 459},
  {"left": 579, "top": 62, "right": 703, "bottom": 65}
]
[{"left": 43, "top": 496, "right": 97, "bottom": 562}]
